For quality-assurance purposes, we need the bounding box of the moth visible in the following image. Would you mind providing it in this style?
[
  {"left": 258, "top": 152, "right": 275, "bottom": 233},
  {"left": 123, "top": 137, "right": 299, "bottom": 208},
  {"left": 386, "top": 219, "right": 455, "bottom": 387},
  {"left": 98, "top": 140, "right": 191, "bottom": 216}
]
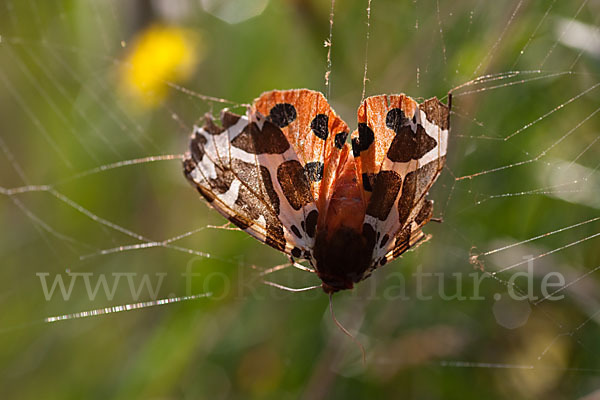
[{"left": 183, "top": 89, "right": 449, "bottom": 293}]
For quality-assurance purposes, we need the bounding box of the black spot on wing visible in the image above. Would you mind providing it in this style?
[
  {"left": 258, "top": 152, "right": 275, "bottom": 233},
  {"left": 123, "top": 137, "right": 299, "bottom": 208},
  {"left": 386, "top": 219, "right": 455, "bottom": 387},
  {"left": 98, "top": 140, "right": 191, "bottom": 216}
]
[
  {"left": 334, "top": 131, "right": 348, "bottom": 149},
  {"left": 366, "top": 170, "right": 403, "bottom": 221},
  {"left": 351, "top": 138, "right": 361, "bottom": 157},
  {"left": 269, "top": 103, "right": 297, "bottom": 128},
  {"left": 380, "top": 233, "right": 389, "bottom": 248},
  {"left": 277, "top": 160, "right": 314, "bottom": 210},
  {"left": 385, "top": 108, "right": 408, "bottom": 132},
  {"left": 190, "top": 132, "right": 207, "bottom": 163},
  {"left": 291, "top": 225, "right": 302, "bottom": 238},
  {"left": 397, "top": 169, "right": 417, "bottom": 226},
  {"left": 304, "top": 161, "right": 324, "bottom": 182},
  {"left": 221, "top": 111, "right": 241, "bottom": 129},
  {"left": 386, "top": 124, "right": 437, "bottom": 163},
  {"left": 352, "top": 123, "right": 375, "bottom": 156},
  {"left": 202, "top": 114, "right": 225, "bottom": 135},
  {"left": 291, "top": 247, "right": 302, "bottom": 258},
  {"left": 359, "top": 123, "right": 375, "bottom": 147},
  {"left": 420, "top": 97, "right": 449, "bottom": 130},
  {"left": 231, "top": 121, "right": 290, "bottom": 154},
  {"left": 305, "top": 210, "right": 319, "bottom": 238},
  {"left": 362, "top": 223, "right": 377, "bottom": 252},
  {"left": 310, "top": 114, "right": 329, "bottom": 140},
  {"left": 362, "top": 172, "right": 374, "bottom": 192}
]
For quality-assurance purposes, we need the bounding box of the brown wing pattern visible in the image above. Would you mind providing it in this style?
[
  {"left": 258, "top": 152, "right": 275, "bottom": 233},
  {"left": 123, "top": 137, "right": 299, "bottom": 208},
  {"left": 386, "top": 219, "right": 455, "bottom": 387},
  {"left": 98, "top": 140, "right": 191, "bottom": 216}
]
[
  {"left": 183, "top": 111, "right": 302, "bottom": 254},
  {"left": 252, "top": 89, "right": 350, "bottom": 214},
  {"left": 353, "top": 95, "right": 449, "bottom": 275},
  {"left": 183, "top": 89, "right": 449, "bottom": 281},
  {"left": 184, "top": 90, "right": 352, "bottom": 262}
]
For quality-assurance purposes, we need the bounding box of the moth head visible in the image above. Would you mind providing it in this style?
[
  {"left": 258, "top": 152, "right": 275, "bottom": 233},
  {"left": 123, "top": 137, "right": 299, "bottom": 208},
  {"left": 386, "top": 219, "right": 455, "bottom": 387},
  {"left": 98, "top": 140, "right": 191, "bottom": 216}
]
[
  {"left": 313, "top": 226, "right": 374, "bottom": 293},
  {"left": 319, "top": 273, "right": 355, "bottom": 294}
]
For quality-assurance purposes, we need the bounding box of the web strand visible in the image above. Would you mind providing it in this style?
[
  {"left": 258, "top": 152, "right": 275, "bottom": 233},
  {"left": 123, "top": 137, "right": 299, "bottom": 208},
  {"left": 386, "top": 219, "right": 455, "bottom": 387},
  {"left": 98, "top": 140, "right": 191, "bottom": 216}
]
[
  {"left": 361, "top": 0, "right": 373, "bottom": 101},
  {"left": 43, "top": 292, "right": 212, "bottom": 323},
  {"left": 1, "top": 0, "right": 599, "bottom": 386},
  {"left": 324, "top": 0, "right": 335, "bottom": 99}
]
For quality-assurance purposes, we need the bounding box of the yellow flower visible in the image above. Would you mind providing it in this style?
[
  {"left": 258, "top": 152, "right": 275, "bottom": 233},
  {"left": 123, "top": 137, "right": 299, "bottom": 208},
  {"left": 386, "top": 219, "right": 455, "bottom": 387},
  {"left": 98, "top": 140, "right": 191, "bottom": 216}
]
[{"left": 120, "top": 24, "right": 202, "bottom": 108}]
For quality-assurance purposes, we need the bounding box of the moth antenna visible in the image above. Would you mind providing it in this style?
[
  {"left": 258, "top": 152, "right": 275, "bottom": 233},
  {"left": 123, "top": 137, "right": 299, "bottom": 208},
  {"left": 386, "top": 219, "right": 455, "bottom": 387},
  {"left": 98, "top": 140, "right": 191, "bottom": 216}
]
[
  {"left": 256, "top": 260, "right": 316, "bottom": 277},
  {"left": 329, "top": 294, "right": 366, "bottom": 366},
  {"left": 262, "top": 280, "right": 321, "bottom": 292},
  {"left": 258, "top": 262, "right": 294, "bottom": 276}
]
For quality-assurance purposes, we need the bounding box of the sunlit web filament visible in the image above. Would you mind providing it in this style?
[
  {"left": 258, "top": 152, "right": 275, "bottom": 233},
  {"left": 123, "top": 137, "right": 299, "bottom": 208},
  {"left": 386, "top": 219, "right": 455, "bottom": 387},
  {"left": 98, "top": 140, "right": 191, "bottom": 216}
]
[{"left": 44, "top": 292, "right": 212, "bottom": 323}]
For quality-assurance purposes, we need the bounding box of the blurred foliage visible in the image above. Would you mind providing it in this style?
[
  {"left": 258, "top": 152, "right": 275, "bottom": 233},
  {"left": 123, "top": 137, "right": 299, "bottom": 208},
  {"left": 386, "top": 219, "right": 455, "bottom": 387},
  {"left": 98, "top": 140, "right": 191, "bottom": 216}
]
[{"left": 0, "top": 0, "right": 599, "bottom": 399}]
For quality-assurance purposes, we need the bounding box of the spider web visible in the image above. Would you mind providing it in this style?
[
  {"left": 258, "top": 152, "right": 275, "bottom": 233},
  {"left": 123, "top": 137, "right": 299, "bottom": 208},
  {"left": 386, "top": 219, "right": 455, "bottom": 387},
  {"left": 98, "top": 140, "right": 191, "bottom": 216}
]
[{"left": 0, "top": 0, "right": 599, "bottom": 398}]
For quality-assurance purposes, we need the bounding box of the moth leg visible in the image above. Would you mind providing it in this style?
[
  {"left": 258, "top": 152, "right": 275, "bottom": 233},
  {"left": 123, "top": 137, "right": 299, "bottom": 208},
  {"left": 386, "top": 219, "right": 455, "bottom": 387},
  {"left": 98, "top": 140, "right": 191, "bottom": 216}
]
[{"left": 288, "top": 255, "right": 316, "bottom": 273}]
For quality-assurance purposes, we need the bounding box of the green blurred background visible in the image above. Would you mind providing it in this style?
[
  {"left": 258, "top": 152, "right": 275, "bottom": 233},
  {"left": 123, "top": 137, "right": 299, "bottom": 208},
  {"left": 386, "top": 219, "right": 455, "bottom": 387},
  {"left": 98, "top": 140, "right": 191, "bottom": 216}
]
[{"left": 1, "top": 0, "right": 599, "bottom": 399}]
